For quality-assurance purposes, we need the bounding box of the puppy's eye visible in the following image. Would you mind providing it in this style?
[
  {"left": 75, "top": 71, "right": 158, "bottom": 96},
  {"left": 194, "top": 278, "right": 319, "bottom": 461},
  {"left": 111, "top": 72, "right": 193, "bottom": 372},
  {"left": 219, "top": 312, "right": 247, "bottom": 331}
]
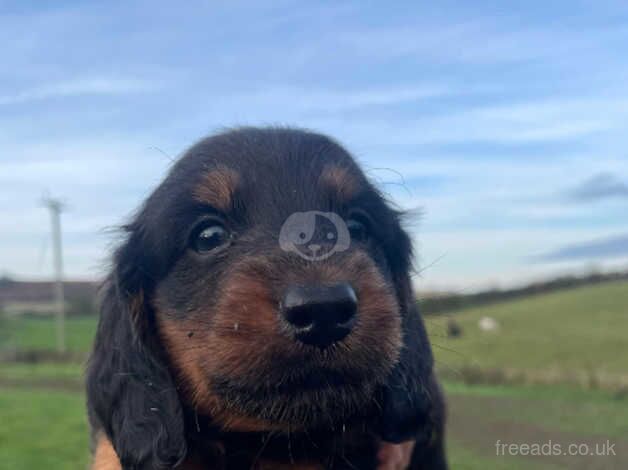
[
  {"left": 192, "top": 224, "right": 230, "bottom": 253},
  {"left": 347, "top": 218, "right": 369, "bottom": 242}
]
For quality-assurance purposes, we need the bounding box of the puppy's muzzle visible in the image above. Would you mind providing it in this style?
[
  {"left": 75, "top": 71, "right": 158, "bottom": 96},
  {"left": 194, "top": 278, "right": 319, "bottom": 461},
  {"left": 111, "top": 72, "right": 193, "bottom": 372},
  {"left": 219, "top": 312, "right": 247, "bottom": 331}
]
[{"left": 281, "top": 283, "right": 357, "bottom": 349}]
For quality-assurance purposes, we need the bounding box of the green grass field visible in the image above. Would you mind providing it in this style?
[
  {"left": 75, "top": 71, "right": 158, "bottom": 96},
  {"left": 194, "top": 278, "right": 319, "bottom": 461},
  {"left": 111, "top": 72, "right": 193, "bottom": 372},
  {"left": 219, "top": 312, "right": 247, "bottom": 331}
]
[
  {"left": 425, "top": 280, "right": 628, "bottom": 378},
  {"left": 0, "top": 388, "right": 90, "bottom": 469},
  {"left": 1, "top": 280, "right": 627, "bottom": 469},
  {"left": 1, "top": 315, "right": 97, "bottom": 352}
]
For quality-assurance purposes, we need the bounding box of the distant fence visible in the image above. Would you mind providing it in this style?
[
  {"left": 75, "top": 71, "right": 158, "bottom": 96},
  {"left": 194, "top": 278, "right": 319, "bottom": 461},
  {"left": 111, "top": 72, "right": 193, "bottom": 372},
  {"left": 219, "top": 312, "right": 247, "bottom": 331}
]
[{"left": 0, "top": 278, "right": 98, "bottom": 316}]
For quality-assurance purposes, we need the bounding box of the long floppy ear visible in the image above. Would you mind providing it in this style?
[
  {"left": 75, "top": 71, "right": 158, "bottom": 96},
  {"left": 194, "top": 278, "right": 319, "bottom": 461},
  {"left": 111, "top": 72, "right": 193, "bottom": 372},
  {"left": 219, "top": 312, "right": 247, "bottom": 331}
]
[
  {"left": 378, "top": 216, "right": 448, "bottom": 467},
  {"left": 86, "top": 233, "right": 187, "bottom": 469}
]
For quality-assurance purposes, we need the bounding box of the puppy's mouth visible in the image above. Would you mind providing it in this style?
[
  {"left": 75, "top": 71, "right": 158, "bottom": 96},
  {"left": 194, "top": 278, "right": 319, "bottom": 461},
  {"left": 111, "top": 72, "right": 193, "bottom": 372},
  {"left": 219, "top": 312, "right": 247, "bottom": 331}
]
[
  {"left": 215, "top": 364, "right": 364, "bottom": 392},
  {"left": 208, "top": 365, "right": 379, "bottom": 429}
]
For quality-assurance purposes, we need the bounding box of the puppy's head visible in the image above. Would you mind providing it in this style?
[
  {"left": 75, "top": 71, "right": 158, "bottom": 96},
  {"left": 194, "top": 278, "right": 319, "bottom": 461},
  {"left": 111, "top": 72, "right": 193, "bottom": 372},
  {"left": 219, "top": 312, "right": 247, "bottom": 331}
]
[{"left": 87, "top": 128, "right": 432, "bottom": 468}]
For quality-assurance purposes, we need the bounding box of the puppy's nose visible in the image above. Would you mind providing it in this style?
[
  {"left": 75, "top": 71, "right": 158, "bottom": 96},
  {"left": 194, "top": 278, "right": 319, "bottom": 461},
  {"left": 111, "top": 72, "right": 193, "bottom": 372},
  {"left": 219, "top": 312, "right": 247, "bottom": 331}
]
[{"left": 281, "top": 283, "right": 357, "bottom": 348}]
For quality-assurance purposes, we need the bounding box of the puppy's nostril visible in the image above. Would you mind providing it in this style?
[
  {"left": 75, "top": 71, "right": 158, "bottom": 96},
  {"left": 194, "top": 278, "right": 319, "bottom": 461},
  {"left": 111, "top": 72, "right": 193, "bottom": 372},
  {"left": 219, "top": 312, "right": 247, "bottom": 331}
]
[
  {"left": 284, "top": 305, "right": 314, "bottom": 329},
  {"left": 281, "top": 283, "right": 358, "bottom": 348},
  {"left": 335, "top": 300, "right": 356, "bottom": 325}
]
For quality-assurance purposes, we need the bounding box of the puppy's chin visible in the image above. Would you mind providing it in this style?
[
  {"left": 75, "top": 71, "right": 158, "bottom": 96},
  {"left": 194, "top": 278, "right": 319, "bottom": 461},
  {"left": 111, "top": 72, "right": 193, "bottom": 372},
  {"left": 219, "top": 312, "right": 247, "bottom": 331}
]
[{"left": 207, "top": 367, "right": 380, "bottom": 431}]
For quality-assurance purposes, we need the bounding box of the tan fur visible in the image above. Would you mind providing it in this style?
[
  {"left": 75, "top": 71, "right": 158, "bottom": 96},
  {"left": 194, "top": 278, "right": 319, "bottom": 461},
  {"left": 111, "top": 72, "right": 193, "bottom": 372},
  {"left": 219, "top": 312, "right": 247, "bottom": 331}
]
[
  {"left": 91, "top": 436, "right": 121, "bottom": 470},
  {"left": 193, "top": 165, "right": 240, "bottom": 211},
  {"left": 377, "top": 441, "right": 416, "bottom": 470},
  {"left": 320, "top": 164, "right": 361, "bottom": 201},
  {"left": 91, "top": 436, "right": 220, "bottom": 470}
]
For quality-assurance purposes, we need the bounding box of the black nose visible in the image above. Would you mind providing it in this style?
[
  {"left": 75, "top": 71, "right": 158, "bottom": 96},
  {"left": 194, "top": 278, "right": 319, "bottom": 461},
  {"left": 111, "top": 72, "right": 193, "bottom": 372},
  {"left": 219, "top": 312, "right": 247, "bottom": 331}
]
[{"left": 281, "top": 283, "right": 357, "bottom": 348}]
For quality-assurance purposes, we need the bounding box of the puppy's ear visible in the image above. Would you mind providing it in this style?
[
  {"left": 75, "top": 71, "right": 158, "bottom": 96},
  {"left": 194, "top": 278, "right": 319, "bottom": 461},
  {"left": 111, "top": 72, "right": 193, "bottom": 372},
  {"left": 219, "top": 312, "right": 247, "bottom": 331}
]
[
  {"left": 379, "top": 218, "right": 446, "bottom": 463},
  {"left": 86, "top": 231, "right": 186, "bottom": 469}
]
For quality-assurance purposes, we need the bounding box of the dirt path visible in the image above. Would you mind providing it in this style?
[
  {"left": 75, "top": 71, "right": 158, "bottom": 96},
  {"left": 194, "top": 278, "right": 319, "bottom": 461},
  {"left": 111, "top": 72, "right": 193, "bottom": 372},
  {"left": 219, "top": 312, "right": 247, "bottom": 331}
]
[{"left": 447, "top": 393, "right": 628, "bottom": 469}]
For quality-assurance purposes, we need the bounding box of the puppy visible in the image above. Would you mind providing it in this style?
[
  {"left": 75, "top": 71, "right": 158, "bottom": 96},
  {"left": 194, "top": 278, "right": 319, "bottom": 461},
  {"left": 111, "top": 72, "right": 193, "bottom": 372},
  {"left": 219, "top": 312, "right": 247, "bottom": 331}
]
[{"left": 86, "top": 127, "right": 447, "bottom": 469}]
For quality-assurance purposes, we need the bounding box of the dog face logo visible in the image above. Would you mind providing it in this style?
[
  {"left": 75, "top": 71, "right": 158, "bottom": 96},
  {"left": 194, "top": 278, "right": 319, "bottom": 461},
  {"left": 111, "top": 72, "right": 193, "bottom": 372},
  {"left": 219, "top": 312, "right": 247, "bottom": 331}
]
[{"left": 279, "top": 211, "right": 350, "bottom": 261}]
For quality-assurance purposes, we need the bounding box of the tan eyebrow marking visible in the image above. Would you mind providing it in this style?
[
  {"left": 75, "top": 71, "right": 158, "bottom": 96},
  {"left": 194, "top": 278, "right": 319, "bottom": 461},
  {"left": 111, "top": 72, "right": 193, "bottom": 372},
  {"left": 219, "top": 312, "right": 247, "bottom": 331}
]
[
  {"left": 193, "top": 165, "right": 240, "bottom": 211},
  {"left": 319, "top": 164, "right": 361, "bottom": 202}
]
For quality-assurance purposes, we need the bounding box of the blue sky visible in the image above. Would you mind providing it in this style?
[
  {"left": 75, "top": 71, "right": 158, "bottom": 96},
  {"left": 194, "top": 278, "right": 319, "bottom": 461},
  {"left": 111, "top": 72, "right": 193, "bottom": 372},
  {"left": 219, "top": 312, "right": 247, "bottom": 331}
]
[{"left": 1, "top": 0, "right": 628, "bottom": 290}]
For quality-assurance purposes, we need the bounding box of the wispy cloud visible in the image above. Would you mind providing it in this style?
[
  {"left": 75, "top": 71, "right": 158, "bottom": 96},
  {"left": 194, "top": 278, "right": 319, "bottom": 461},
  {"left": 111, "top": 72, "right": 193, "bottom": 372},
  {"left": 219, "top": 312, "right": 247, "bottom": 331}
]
[
  {"left": 0, "top": 77, "right": 159, "bottom": 105},
  {"left": 213, "top": 84, "right": 453, "bottom": 113},
  {"left": 301, "top": 95, "right": 627, "bottom": 147},
  {"left": 566, "top": 172, "right": 628, "bottom": 202},
  {"left": 536, "top": 233, "right": 628, "bottom": 261}
]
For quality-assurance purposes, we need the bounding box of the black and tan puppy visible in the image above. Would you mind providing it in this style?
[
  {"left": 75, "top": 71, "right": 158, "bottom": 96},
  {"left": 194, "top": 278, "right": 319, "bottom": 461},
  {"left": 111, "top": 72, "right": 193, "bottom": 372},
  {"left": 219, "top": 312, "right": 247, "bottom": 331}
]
[{"left": 86, "top": 127, "right": 447, "bottom": 469}]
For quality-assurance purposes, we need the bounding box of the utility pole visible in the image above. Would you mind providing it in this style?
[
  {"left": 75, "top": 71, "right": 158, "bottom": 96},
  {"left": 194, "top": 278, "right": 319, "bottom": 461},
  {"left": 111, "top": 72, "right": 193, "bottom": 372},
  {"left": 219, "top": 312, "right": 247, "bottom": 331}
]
[{"left": 42, "top": 197, "right": 66, "bottom": 353}]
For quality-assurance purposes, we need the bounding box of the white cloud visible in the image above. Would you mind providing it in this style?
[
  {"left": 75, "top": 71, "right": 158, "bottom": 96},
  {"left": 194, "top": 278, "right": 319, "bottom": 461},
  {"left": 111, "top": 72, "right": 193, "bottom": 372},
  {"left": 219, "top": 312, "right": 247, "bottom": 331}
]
[
  {"left": 213, "top": 84, "right": 453, "bottom": 113},
  {"left": 0, "top": 77, "right": 160, "bottom": 106},
  {"left": 305, "top": 96, "right": 628, "bottom": 147}
]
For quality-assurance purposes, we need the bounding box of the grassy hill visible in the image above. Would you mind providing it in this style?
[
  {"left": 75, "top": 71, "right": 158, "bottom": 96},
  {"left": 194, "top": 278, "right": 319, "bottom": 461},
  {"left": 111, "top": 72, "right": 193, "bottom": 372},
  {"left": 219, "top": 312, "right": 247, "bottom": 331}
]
[{"left": 426, "top": 280, "right": 628, "bottom": 386}]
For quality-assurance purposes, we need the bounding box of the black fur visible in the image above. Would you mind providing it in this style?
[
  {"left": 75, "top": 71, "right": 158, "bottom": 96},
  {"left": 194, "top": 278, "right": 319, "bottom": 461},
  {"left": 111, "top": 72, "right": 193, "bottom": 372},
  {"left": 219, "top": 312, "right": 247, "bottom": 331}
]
[
  {"left": 86, "top": 127, "right": 447, "bottom": 469},
  {"left": 87, "top": 279, "right": 186, "bottom": 468}
]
